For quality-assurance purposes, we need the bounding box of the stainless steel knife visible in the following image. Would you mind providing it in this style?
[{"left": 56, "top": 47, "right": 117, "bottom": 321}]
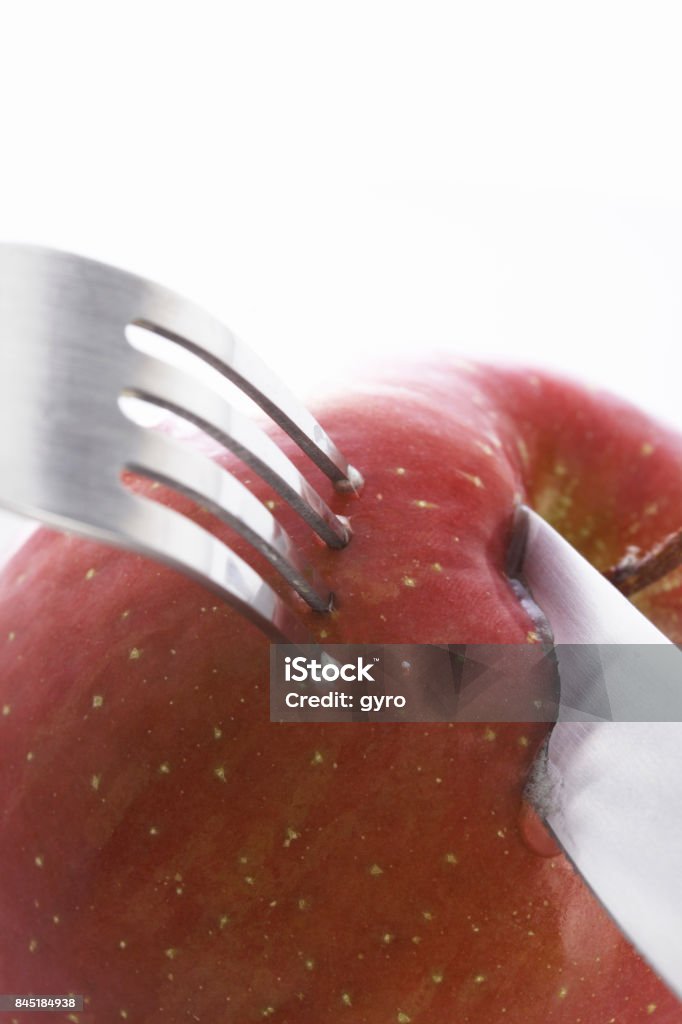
[{"left": 513, "top": 505, "right": 682, "bottom": 1000}]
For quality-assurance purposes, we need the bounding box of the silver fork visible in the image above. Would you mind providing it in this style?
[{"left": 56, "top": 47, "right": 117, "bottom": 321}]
[{"left": 0, "top": 244, "right": 363, "bottom": 643}]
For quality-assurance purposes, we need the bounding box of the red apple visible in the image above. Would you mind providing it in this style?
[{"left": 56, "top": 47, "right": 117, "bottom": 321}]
[{"left": 1, "top": 357, "right": 682, "bottom": 1022}]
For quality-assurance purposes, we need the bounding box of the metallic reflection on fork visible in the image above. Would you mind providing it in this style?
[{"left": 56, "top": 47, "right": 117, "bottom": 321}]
[{"left": 0, "top": 245, "right": 363, "bottom": 642}]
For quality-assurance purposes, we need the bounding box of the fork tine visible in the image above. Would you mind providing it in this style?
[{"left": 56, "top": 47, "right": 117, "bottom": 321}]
[
  {"left": 111, "top": 489, "right": 312, "bottom": 644},
  {"left": 123, "top": 427, "right": 333, "bottom": 612},
  {"left": 124, "top": 352, "right": 352, "bottom": 550},
  {"left": 131, "top": 315, "right": 363, "bottom": 493}
]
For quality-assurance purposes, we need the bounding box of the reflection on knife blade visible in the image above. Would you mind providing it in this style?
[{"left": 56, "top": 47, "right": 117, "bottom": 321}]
[{"left": 511, "top": 505, "right": 682, "bottom": 1000}]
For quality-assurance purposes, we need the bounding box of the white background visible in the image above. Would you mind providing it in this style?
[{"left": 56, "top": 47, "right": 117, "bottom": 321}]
[{"left": 2, "top": 1, "right": 682, "bottom": 555}]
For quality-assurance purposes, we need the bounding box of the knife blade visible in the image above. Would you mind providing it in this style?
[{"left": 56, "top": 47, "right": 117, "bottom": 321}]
[{"left": 512, "top": 505, "right": 682, "bottom": 999}]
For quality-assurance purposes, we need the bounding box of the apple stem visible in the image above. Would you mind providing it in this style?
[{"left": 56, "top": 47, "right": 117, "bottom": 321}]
[{"left": 604, "top": 527, "right": 682, "bottom": 596}]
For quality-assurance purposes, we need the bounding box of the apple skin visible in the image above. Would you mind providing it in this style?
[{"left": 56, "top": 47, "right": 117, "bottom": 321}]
[{"left": 1, "top": 358, "right": 682, "bottom": 1022}]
